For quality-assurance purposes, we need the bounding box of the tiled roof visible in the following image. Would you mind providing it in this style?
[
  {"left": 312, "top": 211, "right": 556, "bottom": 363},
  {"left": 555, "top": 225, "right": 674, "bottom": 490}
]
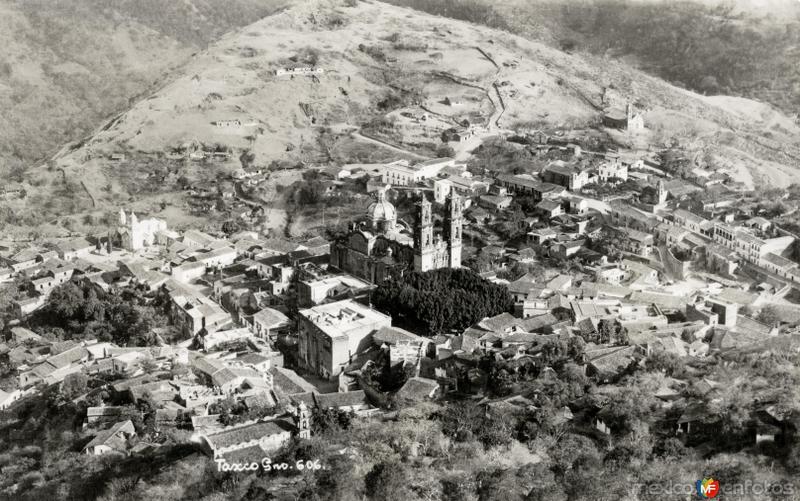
[
  {"left": 314, "top": 390, "right": 368, "bottom": 409},
  {"left": 220, "top": 444, "right": 268, "bottom": 464},
  {"left": 270, "top": 367, "right": 316, "bottom": 395},
  {"left": 86, "top": 406, "right": 124, "bottom": 417},
  {"left": 212, "top": 367, "right": 261, "bottom": 387},
  {"left": 252, "top": 307, "right": 290, "bottom": 328},
  {"left": 84, "top": 420, "right": 135, "bottom": 450},
  {"left": 588, "top": 345, "right": 637, "bottom": 373},
  {"left": 476, "top": 313, "right": 518, "bottom": 332},
  {"left": 46, "top": 346, "right": 87, "bottom": 369},
  {"left": 237, "top": 353, "right": 270, "bottom": 366},
  {"left": 204, "top": 419, "right": 293, "bottom": 451},
  {"left": 520, "top": 313, "right": 559, "bottom": 332},
  {"left": 192, "top": 356, "right": 226, "bottom": 377},
  {"left": 396, "top": 377, "right": 439, "bottom": 401},
  {"left": 372, "top": 326, "right": 427, "bottom": 346}
]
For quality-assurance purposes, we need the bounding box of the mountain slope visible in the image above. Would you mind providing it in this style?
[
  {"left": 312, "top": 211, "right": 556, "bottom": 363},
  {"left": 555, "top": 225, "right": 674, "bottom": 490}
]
[
  {"left": 5, "top": 0, "right": 800, "bottom": 238},
  {"left": 387, "top": 0, "right": 800, "bottom": 116},
  {"left": 0, "top": 0, "right": 288, "bottom": 175}
]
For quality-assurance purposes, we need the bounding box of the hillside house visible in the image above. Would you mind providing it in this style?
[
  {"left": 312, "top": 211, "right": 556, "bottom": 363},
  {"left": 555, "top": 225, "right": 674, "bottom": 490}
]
[
  {"left": 535, "top": 200, "right": 564, "bottom": 219},
  {"left": 212, "top": 120, "right": 242, "bottom": 128},
  {"left": 83, "top": 420, "right": 136, "bottom": 456}
]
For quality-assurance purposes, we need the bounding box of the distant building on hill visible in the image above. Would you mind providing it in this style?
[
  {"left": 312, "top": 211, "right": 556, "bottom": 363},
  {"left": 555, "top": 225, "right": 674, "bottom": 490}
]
[{"left": 603, "top": 103, "right": 645, "bottom": 132}]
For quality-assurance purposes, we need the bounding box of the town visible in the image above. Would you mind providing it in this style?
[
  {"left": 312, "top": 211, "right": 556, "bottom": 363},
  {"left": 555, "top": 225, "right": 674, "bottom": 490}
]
[{"left": 3, "top": 118, "right": 800, "bottom": 495}]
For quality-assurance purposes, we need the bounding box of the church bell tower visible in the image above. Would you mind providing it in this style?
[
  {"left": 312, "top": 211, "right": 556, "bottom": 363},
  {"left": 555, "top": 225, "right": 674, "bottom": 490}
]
[
  {"left": 294, "top": 402, "right": 311, "bottom": 439},
  {"left": 444, "top": 193, "right": 463, "bottom": 268},
  {"left": 414, "top": 195, "right": 435, "bottom": 272}
]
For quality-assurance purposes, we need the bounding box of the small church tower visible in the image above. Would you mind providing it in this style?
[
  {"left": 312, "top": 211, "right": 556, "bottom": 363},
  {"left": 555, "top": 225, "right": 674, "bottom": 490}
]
[
  {"left": 414, "top": 196, "right": 435, "bottom": 272},
  {"left": 444, "top": 193, "right": 463, "bottom": 268},
  {"left": 294, "top": 402, "right": 311, "bottom": 439},
  {"left": 119, "top": 209, "right": 127, "bottom": 226},
  {"left": 657, "top": 178, "right": 667, "bottom": 205}
]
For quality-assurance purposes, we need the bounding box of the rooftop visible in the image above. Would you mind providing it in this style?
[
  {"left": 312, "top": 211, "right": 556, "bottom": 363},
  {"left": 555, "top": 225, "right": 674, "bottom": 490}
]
[
  {"left": 252, "top": 307, "right": 290, "bottom": 327},
  {"left": 299, "top": 299, "right": 389, "bottom": 339},
  {"left": 204, "top": 419, "right": 293, "bottom": 451},
  {"left": 270, "top": 366, "right": 316, "bottom": 395},
  {"left": 372, "top": 326, "right": 428, "bottom": 346}
]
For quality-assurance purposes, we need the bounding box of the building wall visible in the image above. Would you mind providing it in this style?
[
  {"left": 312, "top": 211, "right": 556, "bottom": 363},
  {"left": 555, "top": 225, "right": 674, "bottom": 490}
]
[
  {"left": 434, "top": 180, "right": 452, "bottom": 204},
  {"left": 382, "top": 165, "right": 418, "bottom": 186},
  {"left": 299, "top": 313, "right": 390, "bottom": 379},
  {"left": 202, "top": 250, "right": 237, "bottom": 268},
  {"left": 127, "top": 217, "right": 167, "bottom": 251},
  {"left": 330, "top": 234, "right": 414, "bottom": 284},
  {"left": 173, "top": 264, "right": 207, "bottom": 283}
]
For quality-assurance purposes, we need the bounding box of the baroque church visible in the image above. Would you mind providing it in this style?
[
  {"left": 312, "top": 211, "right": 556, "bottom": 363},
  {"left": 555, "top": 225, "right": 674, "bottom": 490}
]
[
  {"left": 329, "top": 188, "right": 463, "bottom": 283},
  {"left": 116, "top": 209, "right": 168, "bottom": 251}
]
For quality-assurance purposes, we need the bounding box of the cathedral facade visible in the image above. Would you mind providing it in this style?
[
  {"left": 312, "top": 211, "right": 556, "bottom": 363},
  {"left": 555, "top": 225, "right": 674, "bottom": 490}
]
[
  {"left": 329, "top": 189, "right": 463, "bottom": 284},
  {"left": 117, "top": 209, "right": 168, "bottom": 251}
]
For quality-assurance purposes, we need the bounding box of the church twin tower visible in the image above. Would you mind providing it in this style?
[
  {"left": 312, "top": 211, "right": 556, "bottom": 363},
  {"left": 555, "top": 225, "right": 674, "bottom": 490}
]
[{"left": 413, "top": 193, "right": 463, "bottom": 272}]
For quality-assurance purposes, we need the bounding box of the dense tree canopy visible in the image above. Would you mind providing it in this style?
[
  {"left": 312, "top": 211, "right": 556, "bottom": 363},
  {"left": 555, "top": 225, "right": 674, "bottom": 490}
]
[
  {"left": 29, "top": 281, "right": 168, "bottom": 346},
  {"left": 372, "top": 268, "right": 513, "bottom": 334}
]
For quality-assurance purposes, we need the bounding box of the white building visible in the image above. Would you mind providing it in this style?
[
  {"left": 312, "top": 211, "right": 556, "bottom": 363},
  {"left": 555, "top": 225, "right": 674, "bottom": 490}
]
[
  {"left": 434, "top": 179, "right": 452, "bottom": 204},
  {"left": 118, "top": 210, "right": 168, "bottom": 251},
  {"left": 298, "top": 299, "right": 391, "bottom": 380},
  {"left": 712, "top": 224, "right": 794, "bottom": 266},
  {"left": 382, "top": 158, "right": 455, "bottom": 186},
  {"left": 597, "top": 156, "right": 628, "bottom": 183}
]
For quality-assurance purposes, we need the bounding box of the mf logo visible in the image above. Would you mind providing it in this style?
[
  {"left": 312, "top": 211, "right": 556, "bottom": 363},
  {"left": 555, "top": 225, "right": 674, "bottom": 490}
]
[{"left": 696, "top": 478, "right": 720, "bottom": 499}]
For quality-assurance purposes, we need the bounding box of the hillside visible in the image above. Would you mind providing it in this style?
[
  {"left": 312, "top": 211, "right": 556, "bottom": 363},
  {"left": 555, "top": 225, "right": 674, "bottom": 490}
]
[
  {"left": 388, "top": 0, "right": 800, "bottom": 116},
  {"left": 0, "top": 0, "right": 288, "bottom": 178},
  {"left": 4, "top": 0, "right": 800, "bottom": 239}
]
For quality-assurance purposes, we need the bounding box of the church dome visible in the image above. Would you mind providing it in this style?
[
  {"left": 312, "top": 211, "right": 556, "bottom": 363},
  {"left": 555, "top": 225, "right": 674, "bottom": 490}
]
[
  {"left": 367, "top": 187, "right": 397, "bottom": 226},
  {"left": 367, "top": 199, "right": 396, "bottom": 222}
]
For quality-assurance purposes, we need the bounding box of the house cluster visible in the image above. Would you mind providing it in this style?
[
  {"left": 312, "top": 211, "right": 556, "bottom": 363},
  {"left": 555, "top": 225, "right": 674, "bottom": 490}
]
[
  {"left": 0, "top": 207, "right": 406, "bottom": 458},
  {"left": 0, "top": 238, "right": 99, "bottom": 314}
]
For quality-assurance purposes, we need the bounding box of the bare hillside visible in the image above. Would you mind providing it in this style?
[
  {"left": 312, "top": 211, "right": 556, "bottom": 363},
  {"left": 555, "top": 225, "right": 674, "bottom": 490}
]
[
  {"left": 0, "top": 0, "right": 288, "bottom": 176},
  {"left": 5, "top": 0, "right": 800, "bottom": 238}
]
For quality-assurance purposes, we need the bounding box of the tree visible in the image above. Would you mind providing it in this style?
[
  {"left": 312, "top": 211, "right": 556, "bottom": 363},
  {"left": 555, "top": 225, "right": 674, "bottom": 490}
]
[
  {"left": 645, "top": 349, "right": 685, "bottom": 376},
  {"left": 364, "top": 461, "right": 413, "bottom": 500},
  {"left": 311, "top": 407, "right": 354, "bottom": 436},
  {"left": 756, "top": 305, "right": 780, "bottom": 327},
  {"left": 60, "top": 372, "right": 88, "bottom": 400},
  {"left": 221, "top": 219, "right": 243, "bottom": 235},
  {"left": 596, "top": 319, "right": 614, "bottom": 344},
  {"left": 139, "top": 358, "right": 158, "bottom": 373},
  {"left": 239, "top": 150, "right": 256, "bottom": 169},
  {"left": 699, "top": 75, "right": 720, "bottom": 94},
  {"left": 435, "top": 144, "right": 455, "bottom": 157}
]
